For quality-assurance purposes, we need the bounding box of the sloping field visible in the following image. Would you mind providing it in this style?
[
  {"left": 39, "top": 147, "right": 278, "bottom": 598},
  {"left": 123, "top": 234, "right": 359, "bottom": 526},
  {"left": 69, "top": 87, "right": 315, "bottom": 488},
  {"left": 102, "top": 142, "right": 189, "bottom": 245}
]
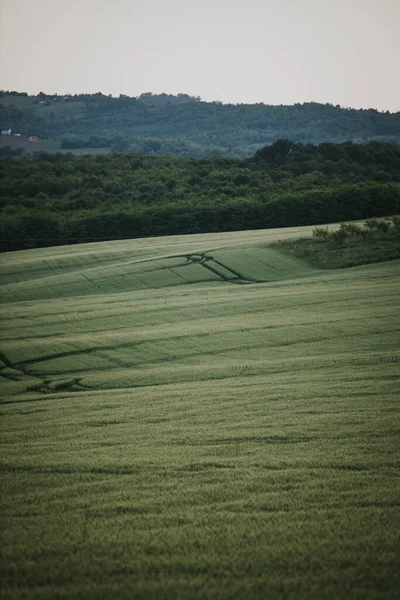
[{"left": 1, "top": 226, "right": 399, "bottom": 600}]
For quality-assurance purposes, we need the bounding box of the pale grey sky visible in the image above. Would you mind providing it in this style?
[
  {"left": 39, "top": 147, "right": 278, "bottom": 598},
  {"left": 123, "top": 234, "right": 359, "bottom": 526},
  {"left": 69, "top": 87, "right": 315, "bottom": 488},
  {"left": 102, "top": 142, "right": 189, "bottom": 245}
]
[{"left": 0, "top": 0, "right": 399, "bottom": 111}]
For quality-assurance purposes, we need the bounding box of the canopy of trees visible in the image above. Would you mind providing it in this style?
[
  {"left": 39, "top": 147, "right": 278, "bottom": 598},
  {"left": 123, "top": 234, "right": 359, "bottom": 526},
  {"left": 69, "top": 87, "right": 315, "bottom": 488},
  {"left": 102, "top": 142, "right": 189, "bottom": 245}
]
[
  {"left": 1, "top": 91, "right": 399, "bottom": 158},
  {"left": 1, "top": 140, "right": 399, "bottom": 252}
]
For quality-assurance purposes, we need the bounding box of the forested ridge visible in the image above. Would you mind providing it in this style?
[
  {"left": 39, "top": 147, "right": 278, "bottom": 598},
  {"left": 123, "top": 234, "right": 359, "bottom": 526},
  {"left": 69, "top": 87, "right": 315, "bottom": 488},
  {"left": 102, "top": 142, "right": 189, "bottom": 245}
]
[
  {"left": 1, "top": 140, "right": 400, "bottom": 252},
  {"left": 1, "top": 91, "right": 400, "bottom": 158}
]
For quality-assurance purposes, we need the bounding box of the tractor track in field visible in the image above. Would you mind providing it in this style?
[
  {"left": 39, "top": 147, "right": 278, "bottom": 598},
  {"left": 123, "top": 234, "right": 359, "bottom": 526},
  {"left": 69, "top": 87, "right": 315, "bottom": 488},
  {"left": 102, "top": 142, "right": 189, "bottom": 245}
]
[
  {"left": 184, "top": 253, "right": 264, "bottom": 284},
  {"left": 12, "top": 322, "right": 281, "bottom": 369},
  {"left": 0, "top": 349, "right": 52, "bottom": 394},
  {"left": 1, "top": 252, "right": 265, "bottom": 304},
  {"left": 9, "top": 325, "right": 397, "bottom": 371},
  {"left": 2, "top": 337, "right": 399, "bottom": 396},
  {"left": 0, "top": 350, "right": 93, "bottom": 396}
]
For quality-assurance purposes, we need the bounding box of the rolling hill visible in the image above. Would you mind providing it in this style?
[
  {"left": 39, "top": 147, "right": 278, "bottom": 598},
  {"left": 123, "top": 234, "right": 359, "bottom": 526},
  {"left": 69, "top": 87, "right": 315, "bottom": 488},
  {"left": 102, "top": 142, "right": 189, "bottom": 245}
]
[
  {"left": 1, "top": 91, "right": 400, "bottom": 157},
  {"left": 1, "top": 225, "right": 399, "bottom": 599}
]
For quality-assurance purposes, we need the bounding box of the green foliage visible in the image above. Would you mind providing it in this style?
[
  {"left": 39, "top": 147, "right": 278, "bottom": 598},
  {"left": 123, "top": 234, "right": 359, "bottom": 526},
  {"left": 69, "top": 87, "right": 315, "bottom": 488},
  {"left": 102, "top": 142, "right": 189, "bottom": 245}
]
[
  {"left": 253, "top": 139, "right": 295, "bottom": 164},
  {"left": 1, "top": 141, "right": 400, "bottom": 251},
  {"left": 2, "top": 91, "right": 400, "bottom": 157},
  {"left": 278, "top": 221, "right": 400, "bottom": 268},
  {"left": 0, "top": 144, "right": 24, "bottom": 157},
  {"left": 331, "top": 227, "right": 348, "bottom": 243},
  {"left": 312, "top": 226, "right": 331, "bottom": 240},
  {"left": 374, "top": 219, "right": 391, "bottom": 233},
  {"left": 391, "top": 215, "right": 400, "bottom": 231},
  {"left": 364, "top": 218, "right": 381, "bottom": 230},
  {"left": 339, "top": 222, "right": 364, "bottom": 236},
  {"left": 364, "top": 218, "right": 391, "bottom": 233}
]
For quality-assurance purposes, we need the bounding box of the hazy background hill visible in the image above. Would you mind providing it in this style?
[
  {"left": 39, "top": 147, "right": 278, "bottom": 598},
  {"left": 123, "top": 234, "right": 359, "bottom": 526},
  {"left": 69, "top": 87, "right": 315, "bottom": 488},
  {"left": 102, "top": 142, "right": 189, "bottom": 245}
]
[{"left": 1, "top": 91, "right": 400, "bottom": 158}]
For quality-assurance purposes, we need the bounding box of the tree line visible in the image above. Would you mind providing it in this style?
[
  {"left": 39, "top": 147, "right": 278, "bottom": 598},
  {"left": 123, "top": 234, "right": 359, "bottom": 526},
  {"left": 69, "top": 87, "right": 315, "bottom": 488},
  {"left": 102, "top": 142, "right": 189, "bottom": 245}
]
[{"left": 1, "top": 140, "right": 399, "bottom": 252}]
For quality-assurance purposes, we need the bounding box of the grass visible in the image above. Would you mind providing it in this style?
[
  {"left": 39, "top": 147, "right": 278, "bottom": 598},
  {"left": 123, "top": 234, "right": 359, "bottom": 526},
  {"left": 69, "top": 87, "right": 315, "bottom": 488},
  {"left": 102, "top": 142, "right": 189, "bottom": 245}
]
[
  {"left": 1, "top": 225, "right": 399, "bottom": 599},
  {"left": 0, "top": 135, "right": 111, "bottom": 156},
  {"left": 275, "top": 227, "right": 400, "bottom": 269},
  {"left": 0, "top": 134, "right": 61, "bottom": 154}
]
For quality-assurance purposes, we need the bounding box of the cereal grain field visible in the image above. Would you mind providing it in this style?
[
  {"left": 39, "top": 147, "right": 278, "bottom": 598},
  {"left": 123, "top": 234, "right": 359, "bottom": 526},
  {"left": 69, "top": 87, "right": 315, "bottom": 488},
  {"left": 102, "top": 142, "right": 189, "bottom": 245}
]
[{"left": 1, "top": 226, "right": 399, "bottom": 599}]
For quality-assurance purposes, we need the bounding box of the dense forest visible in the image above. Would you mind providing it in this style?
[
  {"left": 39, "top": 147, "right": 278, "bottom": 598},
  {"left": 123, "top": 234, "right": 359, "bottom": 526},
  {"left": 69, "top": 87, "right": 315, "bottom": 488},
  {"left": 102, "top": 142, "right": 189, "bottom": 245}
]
[
  {"left": 1, "top": 91, "right": 400, "bottom": 158},
  {"left": 1, "top": 140, "right": 400, "bottom": 252}
]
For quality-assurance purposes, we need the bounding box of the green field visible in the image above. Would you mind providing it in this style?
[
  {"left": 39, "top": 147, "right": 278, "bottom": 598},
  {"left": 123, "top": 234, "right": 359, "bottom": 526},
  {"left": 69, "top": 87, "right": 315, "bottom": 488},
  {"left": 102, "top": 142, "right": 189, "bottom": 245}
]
[
  {"left": 0, "top": 134, "right": 111, "bottom": 156},
  {"left": 1, "top": 226, "right": 399, "bottom": 599}
]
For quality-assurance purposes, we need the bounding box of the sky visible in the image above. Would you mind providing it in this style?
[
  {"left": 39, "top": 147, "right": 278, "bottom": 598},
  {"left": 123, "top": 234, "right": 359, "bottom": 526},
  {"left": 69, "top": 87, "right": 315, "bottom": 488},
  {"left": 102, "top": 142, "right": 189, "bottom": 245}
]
[{"left": 0, "top": 0, "right": 399, "bottom": 112}]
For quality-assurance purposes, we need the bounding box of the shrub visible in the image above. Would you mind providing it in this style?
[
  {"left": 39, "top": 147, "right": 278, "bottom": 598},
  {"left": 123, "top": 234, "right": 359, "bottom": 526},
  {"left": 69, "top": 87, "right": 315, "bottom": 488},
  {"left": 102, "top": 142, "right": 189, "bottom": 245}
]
[
  {"left": 364, "top": 218, "right": 381, "bottom": 231},
  {"left": 312, "top": 226, "right": 331, "bottom": 241},
  {"left": 331, "top": 228, "right": 348, "bottom": 243},
  {"left": 374, "top": 220, "right": 391, "bottom": 233},
  {"left": 391, "top": 216, "right": 400, "bottom": 232},
  {"left": 340, "top": 222, "right": 364, "bottom": 236}
]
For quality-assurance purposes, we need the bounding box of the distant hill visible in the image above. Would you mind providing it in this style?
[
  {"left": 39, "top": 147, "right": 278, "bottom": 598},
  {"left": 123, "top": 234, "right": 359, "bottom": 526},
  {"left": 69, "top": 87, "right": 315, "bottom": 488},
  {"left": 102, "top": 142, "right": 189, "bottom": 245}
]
[
  {"left": 1, "top": 90, "right": 399, "bottom": 158},
  {"left": 138, "top": 92, "right": 201, "bottom": 105}
]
